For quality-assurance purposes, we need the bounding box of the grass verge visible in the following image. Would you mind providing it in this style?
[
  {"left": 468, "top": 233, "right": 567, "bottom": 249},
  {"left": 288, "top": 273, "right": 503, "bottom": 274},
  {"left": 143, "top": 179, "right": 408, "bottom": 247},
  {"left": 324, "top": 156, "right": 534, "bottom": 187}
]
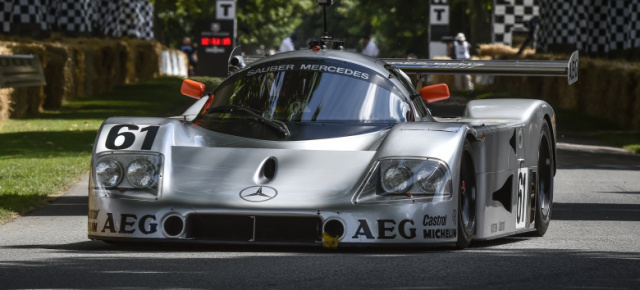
[{"left": 0, "top": 76, "right": 212, "bottom": 225}]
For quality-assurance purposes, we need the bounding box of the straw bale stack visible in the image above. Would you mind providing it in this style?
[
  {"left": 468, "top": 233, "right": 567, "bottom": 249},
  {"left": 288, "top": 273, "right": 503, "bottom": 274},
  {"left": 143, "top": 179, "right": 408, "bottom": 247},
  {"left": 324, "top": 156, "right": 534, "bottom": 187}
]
[
  {"left": 1, "top": 42, "right": 47, "bottom": 119},
  {"left": 490, "top": 56, "right": 640, "bottom": 130},
  {"left": 125, "top": 39, "right": 162, "bottom": 83},
  {"left": 0, "top": 46, "right": 11, "bottom": 125},
  {"left": 0, "top": 37, "right": 165, "bottom": 126},
  {"left": 42, "top": 43, "right": 74, "bottom": 109},
  {"left": 476, "top": 43, "right": 535, "bottom": 57}
]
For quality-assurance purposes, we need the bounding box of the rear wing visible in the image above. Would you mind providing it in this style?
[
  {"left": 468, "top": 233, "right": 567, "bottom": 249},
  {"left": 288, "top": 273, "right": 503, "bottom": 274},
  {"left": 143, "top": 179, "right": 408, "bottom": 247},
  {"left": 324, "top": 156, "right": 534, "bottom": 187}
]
[
  {"left": 383, "top": 51, "right": 579, "bottom": 85},
  {"left": 0, "top": 55, "right": 46, "bottom": 88}
]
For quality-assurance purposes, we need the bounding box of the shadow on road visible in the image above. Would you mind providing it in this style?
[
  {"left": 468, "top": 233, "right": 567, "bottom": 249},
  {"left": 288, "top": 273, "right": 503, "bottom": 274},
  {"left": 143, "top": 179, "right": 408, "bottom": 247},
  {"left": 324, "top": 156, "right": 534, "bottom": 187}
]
[
  {"left": 1, "top": 244, "right": 639, "bottom": 289},
  {"left": 557, "top": 146, "right": 640, "bottom": 170},
  {"left": 553, "top": 202, "right": 640, "bottom": 221}
]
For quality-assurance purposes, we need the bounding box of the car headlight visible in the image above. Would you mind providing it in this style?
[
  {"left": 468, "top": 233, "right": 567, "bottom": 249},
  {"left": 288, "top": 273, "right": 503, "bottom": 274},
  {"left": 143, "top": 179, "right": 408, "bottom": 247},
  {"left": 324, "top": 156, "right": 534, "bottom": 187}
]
[
  {"left": 381, "top": 165, "right": 412, "bottom": 193},
  {"left": 354, "top": 158, "right": 452, "bottom": 205},
  {"left": 127, "top": 159, "right": 157, "bottom": 188},
  {"left": 96, "top": 159, "right": 123, "bottom": 188},
  {"left": 415, "top": 163, "right": 447, "bottom": 194},
  {"left": 93, "top": 152, "right": 163, "bottom": 199}
]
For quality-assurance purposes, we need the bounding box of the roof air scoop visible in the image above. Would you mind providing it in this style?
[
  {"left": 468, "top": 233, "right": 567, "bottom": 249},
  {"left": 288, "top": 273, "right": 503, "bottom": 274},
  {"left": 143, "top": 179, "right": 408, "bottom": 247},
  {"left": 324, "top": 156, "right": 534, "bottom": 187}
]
[{"left": 228, "top": 54, "right": 246, "bottom": 75}]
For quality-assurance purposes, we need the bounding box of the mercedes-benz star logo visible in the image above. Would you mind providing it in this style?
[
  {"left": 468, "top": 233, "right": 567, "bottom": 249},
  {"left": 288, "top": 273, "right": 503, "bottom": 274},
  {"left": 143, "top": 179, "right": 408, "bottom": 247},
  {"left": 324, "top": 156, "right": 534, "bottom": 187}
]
[{"left": 239, "top": 186, "right": 277, "bottom": 202}]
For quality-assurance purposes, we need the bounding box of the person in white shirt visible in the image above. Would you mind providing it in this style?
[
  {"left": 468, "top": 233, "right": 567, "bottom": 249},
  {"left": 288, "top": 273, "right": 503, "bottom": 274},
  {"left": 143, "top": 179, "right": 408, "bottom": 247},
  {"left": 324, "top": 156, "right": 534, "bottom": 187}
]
[
  {"left": 453, "top": 32, "right": 474, "bottom": 90},
  {"left": 279, "top": 34, "right": 297, "bottom": 53},
  {"left": 361, "top": 36, "right": 379, "bottom": 57}
]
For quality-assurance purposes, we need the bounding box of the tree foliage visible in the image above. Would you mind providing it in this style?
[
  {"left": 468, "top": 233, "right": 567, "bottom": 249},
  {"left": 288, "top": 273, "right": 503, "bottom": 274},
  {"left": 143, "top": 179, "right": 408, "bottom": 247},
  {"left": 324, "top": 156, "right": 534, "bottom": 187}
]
[
  {"left": 151, "top": 0, "right": 313, "bottom": 51},
  {"left": 151, "top": 0, "right": 490, "bottom": 58}
]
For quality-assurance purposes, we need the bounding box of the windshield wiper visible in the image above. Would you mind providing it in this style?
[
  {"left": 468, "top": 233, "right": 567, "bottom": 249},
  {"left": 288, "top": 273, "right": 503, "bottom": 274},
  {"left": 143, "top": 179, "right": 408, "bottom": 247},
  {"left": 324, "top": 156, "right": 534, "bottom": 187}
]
[{"left": 206, "top": 105, "right": 291, "bottom": 137}]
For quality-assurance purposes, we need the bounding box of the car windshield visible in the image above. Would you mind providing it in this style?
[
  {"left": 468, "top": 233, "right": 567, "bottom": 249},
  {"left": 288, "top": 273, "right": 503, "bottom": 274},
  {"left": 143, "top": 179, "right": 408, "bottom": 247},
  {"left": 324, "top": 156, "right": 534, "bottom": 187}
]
[{"left": 204, "top": 59, "right": 411, "bottom": 123}]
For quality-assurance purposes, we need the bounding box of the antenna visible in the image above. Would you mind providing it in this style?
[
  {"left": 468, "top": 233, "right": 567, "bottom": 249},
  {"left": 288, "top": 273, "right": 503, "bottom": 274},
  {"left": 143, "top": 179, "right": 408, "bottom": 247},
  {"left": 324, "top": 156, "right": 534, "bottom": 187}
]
[
  {"left": 311, "top": 0, "right": 344, "bottom": 50},
  {"left": 316, "top": 0, "right": 333, "bottom": 41}
]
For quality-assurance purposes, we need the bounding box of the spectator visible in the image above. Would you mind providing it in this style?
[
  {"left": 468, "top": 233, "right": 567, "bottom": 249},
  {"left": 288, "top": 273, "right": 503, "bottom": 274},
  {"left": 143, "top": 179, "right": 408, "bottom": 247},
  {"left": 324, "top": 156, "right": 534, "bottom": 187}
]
[
  {"left": 361, "top": 36, "right": 379, "bottom": 57},
  {"left": 518, "top": 16, "right": 539, "bottom": 55},
  {"left": 453, "top": 32, "right": 473, "bottom": 90},
  {"left": 279, "top": 34, "right": 297, "bottom": 53},
  {"left": 180, "top": 37, "right": 197, "bottom": 76}
]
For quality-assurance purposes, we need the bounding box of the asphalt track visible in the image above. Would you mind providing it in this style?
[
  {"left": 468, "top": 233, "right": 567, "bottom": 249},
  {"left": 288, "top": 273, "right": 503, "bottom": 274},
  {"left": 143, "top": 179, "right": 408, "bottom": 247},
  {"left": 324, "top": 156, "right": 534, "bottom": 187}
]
[{"left": 0, "top": 135, "right": 639, "bottom": 289}]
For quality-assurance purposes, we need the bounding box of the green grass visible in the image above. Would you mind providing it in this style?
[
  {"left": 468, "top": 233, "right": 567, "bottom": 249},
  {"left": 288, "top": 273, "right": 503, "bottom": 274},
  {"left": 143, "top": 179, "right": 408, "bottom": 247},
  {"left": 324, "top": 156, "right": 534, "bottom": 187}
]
[
  {"left": 592, "top": 132, "right": 640, "bottom": 154},
  {"left": 0, "top": 76, "right": 210, "bottom": 224}
]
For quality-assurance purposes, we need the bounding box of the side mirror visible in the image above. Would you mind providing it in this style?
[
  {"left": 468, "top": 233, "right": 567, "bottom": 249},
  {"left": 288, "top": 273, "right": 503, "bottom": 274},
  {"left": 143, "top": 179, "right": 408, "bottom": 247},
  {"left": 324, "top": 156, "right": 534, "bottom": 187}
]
[
  {"left": 181, "top": 79, "right": 206, "bottom": 99},
  {"left": 420, "top": 83, "right": 450, "bottom": 103}
]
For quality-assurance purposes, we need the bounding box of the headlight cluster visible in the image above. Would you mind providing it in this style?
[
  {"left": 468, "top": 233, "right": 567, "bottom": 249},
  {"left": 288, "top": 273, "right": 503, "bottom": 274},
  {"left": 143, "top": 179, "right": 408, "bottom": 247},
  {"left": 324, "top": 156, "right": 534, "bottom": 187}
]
[
  {"left": 354, "top": 158, "right": 452, "bottom": 204},
  {"left": 94, "top": 153, "right": 163, "bottom": 198}
]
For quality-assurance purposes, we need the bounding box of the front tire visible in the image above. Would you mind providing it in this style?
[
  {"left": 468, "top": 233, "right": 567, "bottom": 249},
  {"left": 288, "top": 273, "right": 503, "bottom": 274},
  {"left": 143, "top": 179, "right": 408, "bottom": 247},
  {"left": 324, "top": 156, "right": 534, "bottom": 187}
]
[
  {"left": 456, "top": 140, "right": 477, "bottom": 249},
  {"left": 534, "top": 122, "right": 554, "bottom": 236}
]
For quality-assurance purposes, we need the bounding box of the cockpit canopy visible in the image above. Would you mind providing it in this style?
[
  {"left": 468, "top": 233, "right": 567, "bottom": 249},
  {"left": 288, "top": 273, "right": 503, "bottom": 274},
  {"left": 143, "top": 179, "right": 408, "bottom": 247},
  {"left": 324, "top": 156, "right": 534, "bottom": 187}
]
[{"left": 206, "top": 58, "right": 412, "bottom": 123}]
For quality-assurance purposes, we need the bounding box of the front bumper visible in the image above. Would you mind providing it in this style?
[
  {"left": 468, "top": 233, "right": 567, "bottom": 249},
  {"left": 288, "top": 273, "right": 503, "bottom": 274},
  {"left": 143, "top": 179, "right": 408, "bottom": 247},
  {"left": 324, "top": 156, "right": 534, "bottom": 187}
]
[{"left": 88, "top": 194, "right": 459, "bottom": 247}]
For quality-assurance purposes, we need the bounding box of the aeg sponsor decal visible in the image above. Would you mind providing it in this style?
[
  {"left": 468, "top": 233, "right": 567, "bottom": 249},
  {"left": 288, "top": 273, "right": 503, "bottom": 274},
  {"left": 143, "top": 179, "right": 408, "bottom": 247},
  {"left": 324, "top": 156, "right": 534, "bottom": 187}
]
[
  {"left": 351, "top": 215, "right": 455, "bottom": 240},
  {"left": 352, "top": 219, "right": 417, "bottom": 240},
  {"left": 89, "top": 212, "right": 158, "bottom": 234}
]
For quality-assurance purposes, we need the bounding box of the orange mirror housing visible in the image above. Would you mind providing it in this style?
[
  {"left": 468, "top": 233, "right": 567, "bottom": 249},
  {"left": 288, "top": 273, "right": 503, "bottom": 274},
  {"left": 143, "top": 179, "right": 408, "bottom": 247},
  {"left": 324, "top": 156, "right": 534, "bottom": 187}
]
[
  {"left": 181, "top": 79, "right": 206, "bottom": 99},
  {"left": 420, "top": 83, "right": 450, "bottom": 103}
]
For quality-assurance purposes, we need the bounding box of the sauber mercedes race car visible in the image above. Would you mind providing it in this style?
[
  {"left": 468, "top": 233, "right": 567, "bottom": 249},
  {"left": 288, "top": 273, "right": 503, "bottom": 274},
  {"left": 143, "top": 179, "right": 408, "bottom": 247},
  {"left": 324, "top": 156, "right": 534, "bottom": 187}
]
[{"left": 88, "top": 36, "right": 578, "bottom": 249}]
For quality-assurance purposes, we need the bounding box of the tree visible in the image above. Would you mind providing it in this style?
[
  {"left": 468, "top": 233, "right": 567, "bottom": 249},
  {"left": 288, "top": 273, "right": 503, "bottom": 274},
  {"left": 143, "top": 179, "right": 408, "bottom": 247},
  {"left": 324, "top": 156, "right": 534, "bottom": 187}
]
[
  {"left": 303, "top": 0, "right": 432, "bottom": 57},
  {"left": 151, "top": 0, "right": 314, "bottom": 53},
  {"left": 151, "top": 0, "right": 493, "bottom": 58}
]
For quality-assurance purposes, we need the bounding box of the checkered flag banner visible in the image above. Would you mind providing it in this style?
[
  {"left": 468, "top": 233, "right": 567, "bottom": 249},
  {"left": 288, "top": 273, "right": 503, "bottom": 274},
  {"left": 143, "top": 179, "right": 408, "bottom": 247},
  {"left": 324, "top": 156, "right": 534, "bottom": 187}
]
[
  {"left": 48, "top": 0, "right": 92, "bottom": 32},
  {"left": 492, "top": 0, "right": 540, "bottom": 46},
  {"left": 0, "top": 1, "right": 12, "bottom": 32},
  {"left": 118, "top": 0, "right": 154, "bottom": 39},
  {"left": 11, "top": 0, "right": 49, "bottom": 31},
  {"left": 537, "top": 0, "right": 640, "bottom": 54},
  {"left": 1, "top": 0, "right": 153, "bottom": 39},
  {"left": 494, "top": 0, "right": 640, "bottom": 54}
]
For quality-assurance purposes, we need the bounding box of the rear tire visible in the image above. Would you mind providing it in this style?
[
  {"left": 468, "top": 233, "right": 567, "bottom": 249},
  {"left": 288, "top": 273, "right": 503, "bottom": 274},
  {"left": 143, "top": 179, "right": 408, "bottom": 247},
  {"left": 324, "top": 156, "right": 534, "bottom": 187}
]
[
  {"left": 456, "top": 140, "right": 476, "bottom": 249},
  {"left": 534, "top": 122, "right": 554, "bottom": 236}
]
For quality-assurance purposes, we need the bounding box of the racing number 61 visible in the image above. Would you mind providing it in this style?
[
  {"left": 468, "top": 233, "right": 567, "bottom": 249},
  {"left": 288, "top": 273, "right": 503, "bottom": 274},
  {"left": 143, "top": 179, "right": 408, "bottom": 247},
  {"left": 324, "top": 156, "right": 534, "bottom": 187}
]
[{"left": 105, "top": 124, "right": 160, "bottom": 150}]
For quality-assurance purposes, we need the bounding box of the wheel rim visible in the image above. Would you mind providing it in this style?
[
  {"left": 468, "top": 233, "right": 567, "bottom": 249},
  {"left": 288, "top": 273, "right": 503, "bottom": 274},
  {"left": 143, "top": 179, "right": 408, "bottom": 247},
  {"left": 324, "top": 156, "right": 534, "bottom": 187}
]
[
  {"left": 460, "top": 151, "right": 476, "bottom": 235},
  {"left": 538, "top": 135, "right": 552, "bottom": 218}
]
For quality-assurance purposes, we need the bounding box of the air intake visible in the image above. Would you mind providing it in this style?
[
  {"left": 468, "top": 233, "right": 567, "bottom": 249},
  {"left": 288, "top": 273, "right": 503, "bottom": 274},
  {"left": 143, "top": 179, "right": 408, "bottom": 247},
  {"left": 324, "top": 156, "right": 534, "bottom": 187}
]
[{"left": 255, "top": 157, "right": 277, "bottom": 184}]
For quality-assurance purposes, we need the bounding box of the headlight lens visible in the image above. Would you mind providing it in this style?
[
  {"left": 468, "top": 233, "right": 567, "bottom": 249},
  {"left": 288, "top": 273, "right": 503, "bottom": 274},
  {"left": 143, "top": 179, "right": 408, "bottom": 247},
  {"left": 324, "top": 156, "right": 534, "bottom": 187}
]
[
  {"left": 381, "top": 166, "right": 412, "bottom": 193},
  {"left": 415, "top": 163, "right": 447, "bottom": 194},
  {"left": 96, "top": 159, "right": 123, "bottom": 188},
  {"left": 127, "top": 159, "right": 157, "bottom": 188},
  {"left": 355, "top": 158, "right": 452, "bottom": 204},
  {"left": 93, "top": 152, "right": 163, "bottom": 198}
]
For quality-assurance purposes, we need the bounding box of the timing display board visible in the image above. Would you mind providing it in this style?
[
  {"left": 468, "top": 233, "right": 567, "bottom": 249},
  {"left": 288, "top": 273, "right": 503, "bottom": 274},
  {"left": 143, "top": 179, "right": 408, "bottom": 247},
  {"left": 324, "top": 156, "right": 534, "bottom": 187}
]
[{"left": 196, "top": 0, "right": 237, "bottom": 77}]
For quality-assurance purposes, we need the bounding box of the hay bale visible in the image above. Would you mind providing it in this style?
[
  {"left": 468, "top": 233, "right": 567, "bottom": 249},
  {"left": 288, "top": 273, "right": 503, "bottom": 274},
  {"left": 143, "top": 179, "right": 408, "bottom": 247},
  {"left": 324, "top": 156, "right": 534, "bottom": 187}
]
[
  {"left": 125, "top": 39, "right": 161, "bottom": 83},
  {"left": 3, "top": 42, "right": 46, "bottom": 118},
  {"left": 0, "top": 45, "right": 12, "bottom": 125},
  {"left": 0, "top": 88, "right": 12, "bottom": 125},
  {"left": 476, "top": 43, "right": 536, "bottom": 58},
  {"left": 42, "top": 43, "right": 73, "bottom": 109},
  {"left": 631, "top": 70, "right": 640, "bottom": 129},
  {"left": 0, "top": 36, "right": 165, "bottom": 123}
]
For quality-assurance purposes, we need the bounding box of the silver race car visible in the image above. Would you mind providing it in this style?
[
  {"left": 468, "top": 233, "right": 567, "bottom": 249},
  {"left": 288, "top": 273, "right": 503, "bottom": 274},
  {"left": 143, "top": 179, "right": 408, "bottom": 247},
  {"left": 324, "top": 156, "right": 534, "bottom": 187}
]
[{"left": 88, "top": 36, "right": 578, "bottom": 248}]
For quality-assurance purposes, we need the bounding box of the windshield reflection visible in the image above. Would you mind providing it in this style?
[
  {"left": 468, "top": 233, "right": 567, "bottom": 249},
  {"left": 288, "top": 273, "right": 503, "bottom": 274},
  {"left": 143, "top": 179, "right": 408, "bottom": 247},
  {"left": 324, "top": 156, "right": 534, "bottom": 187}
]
[{"left": 207, "top": 61, "right": 410, "bottom": 123}]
